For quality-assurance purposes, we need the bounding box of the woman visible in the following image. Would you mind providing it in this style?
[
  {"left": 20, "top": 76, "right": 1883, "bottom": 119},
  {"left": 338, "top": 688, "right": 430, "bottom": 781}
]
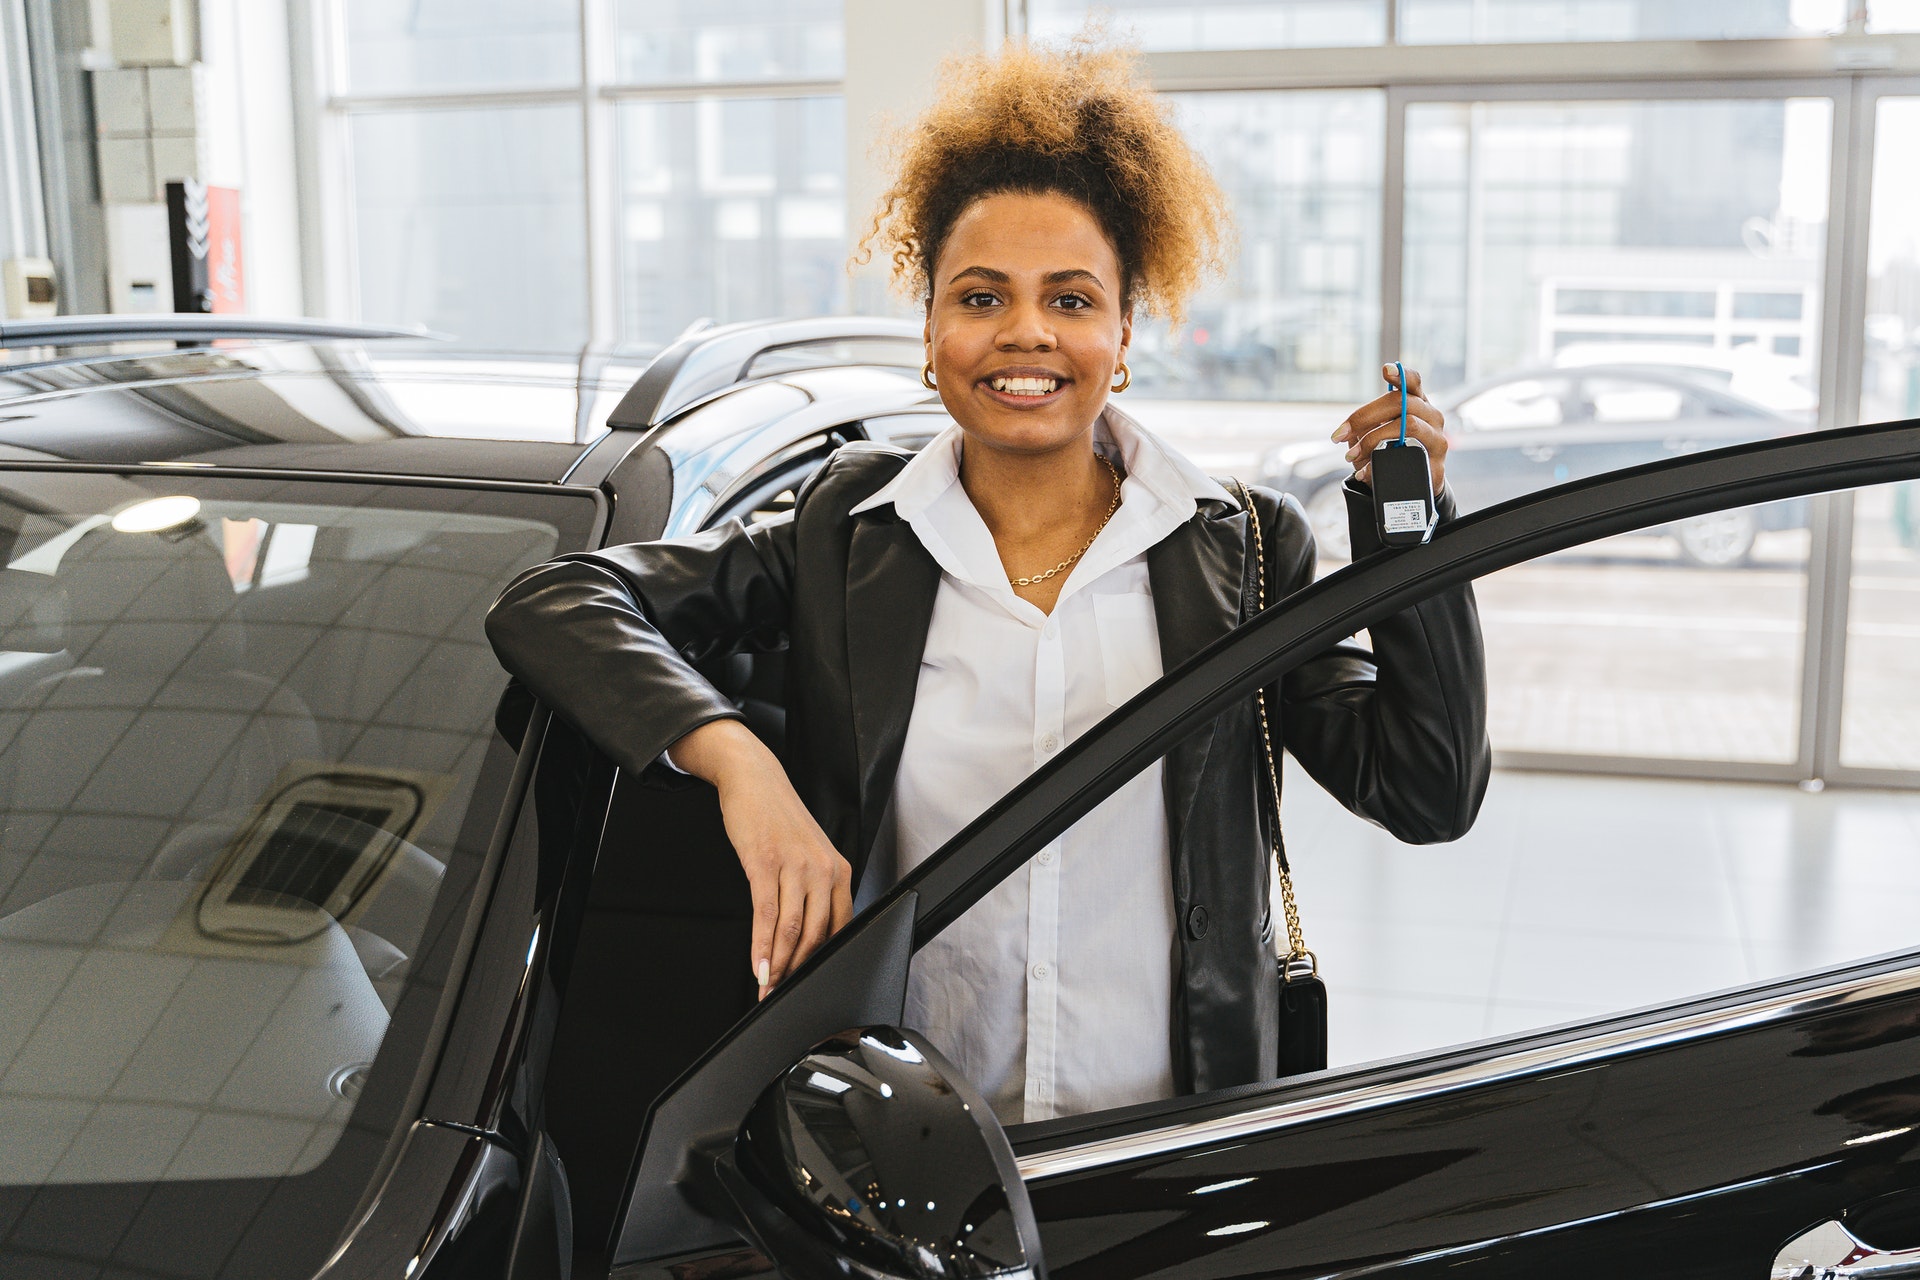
[{"left": 486, "top": 38, "right": 1489, "bottom": 1125}]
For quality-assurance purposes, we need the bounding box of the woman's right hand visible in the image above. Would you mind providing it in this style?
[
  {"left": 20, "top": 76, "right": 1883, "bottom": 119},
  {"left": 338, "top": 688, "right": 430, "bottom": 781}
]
[{"left": 668, "top": 718, "right": 853, "bottom": 999}]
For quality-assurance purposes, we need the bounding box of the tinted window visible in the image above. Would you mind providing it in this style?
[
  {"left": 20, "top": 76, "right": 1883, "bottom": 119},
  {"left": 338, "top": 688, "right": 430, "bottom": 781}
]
[{"left": 0, "top": 473, "right": 594, "bottom": 1275}]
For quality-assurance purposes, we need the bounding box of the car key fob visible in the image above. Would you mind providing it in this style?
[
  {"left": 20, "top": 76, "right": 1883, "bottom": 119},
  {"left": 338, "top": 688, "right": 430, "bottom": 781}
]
[{"left": 1371, "top": 362, "right": 1437, "bottom": 548}]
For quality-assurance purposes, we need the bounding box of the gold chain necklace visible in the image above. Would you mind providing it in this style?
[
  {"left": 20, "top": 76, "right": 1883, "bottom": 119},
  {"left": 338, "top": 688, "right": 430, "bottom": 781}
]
[{"left": 1008, "top": 455, "right": 1122, "bottom": 589}]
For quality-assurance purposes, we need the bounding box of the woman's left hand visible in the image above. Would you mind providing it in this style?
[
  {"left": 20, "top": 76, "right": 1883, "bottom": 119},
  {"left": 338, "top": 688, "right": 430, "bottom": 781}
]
[{"left": 1333, "top": 364, "right": 1449, "bottom": 494}]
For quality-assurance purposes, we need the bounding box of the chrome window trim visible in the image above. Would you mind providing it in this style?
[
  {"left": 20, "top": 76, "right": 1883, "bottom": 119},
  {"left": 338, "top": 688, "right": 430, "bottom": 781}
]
[
  {"left": 0, "top": 314, "right": 438, "bottom": 347},
  {"left": 1015, "top": 958, "right": 1920, "bottom": 1182}
]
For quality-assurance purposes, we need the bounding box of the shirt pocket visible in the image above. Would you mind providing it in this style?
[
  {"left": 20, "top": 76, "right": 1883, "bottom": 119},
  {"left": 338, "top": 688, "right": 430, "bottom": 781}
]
[{"left": 1091, "top": 590, "right": 1162, "bottom": 708}]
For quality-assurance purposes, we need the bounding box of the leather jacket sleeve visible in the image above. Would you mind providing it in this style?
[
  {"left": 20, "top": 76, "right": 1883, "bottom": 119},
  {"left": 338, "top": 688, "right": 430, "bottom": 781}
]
[
  {"left": 484, "top": 509, "right": 798, "bottom": 777},
  {"left": 1270, "top": 482, "right": 1491, "bottom": 843}
]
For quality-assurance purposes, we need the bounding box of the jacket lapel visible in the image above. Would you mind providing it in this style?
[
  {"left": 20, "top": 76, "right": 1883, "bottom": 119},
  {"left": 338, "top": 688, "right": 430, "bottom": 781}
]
[
  {"left": 1146, "top": 499, "right": 1248, "bottom": 872},
  {"left": 845, "top": 512, "right": 941, "bottom": 863}
]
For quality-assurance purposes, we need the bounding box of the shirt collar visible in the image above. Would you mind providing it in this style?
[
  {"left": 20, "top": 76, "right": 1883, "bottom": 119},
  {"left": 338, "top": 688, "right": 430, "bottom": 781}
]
[
  {"left": 849, "top": 405, "right": 1232, "bottom": 519},
  {"left": 850, "top": 406, "right": 1235, "bottom": 613}
]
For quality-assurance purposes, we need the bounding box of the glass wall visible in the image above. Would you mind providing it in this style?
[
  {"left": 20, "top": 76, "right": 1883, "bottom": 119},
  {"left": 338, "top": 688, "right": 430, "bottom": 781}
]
[
  {"left": 350, "top": 107, "right": 588, "bottom": 352},
  {"left": 1397, "top": 0, "right": 1840, "bottom": 43},
  {"left": 1038, "top": 0, "right": 1913, "bottom": 45},
  {"left": 613, "top": 0, "right": 844, "bottom": 82},
  {"left": 1030, "top": 0, "right": 1387, "bottom": 49},
  {"left": 1840, "top": 97, "right": 1920, "bottom": 773},
  {"left": 1121, "top": 90, "right": 1383, "bottom": 473},
  {"left": 1402, "top": 97, "right": 1830, "bottom": 398},
  {"left": 329, "top": 1, "right": 847, "bottom": 354},
  {"left": 1473, "top": 527, "right": 1811, "bottom": 762},
  {"left": 617, "top": 96, "right": 847, "bottom": 346},
  {"left": 1392, "top": 94, "right": 1831, "bottom": 762},
  {"left": 342, "top": 0, "right": 580, "bottom": 92},
  {"left": 1146, "top": 91, "right": 1383, "bottom": 405},
  {"left": 1872, "top": 1, "right": 1920, "bottom": 30}
]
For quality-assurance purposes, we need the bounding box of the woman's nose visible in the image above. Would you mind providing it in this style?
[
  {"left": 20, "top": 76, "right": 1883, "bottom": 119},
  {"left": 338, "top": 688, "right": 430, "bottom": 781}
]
[{"left": 996, "top": 299, "right": 1056, "bottom": 350}]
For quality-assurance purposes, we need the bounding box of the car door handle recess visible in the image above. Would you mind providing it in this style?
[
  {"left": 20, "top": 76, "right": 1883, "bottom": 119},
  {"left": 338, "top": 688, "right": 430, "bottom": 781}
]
[{"left": 1774, "top": 1220, "right": 1920, "bottom": 1278}]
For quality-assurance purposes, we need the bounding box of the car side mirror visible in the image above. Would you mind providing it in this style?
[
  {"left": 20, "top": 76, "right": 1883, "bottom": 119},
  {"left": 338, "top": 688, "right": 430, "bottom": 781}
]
[{"left": 699, "top": 1026, "right": 1046, "bottom": 1280}]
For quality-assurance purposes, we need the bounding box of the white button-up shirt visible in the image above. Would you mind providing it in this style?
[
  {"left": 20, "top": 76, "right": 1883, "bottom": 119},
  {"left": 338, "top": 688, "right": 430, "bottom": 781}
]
[{"left": 850, "top": 407, "right": 1234, "bottom": 1125}]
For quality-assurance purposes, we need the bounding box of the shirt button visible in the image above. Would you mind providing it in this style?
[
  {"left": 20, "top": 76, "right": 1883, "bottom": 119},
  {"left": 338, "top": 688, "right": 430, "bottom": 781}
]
[
  {"left": 1042, "top": 619, "right": 1058, "bottom": 640},
  {"left": 1031, "top": 963, "right": 1050, "bottom": 981},
  {"left": 1039, "top": 733, "right": 1059, "bottom": 753},
  {"left": 1187, "top": 904, "right": 1211, "bottom": 939},
  {"left": 1037, "top": 848, "right": 1055, "bottom": 866}
]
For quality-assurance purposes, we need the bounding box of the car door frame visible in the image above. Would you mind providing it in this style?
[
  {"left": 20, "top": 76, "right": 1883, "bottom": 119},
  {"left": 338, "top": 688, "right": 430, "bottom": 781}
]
[{"left": 609, "top": 415, "right": 1920, "bottom": 1271}]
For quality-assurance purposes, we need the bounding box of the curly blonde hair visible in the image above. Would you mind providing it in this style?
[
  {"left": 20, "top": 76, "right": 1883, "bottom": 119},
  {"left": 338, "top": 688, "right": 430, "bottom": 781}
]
[{"left": 854, "top": 36, "right": 1230, "bottom": 324}]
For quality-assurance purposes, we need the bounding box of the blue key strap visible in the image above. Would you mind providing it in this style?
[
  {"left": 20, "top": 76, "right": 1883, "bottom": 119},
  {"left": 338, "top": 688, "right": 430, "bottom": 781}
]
[{"left": 1393, "top": 360, "right": 1408, "bottom": 444}]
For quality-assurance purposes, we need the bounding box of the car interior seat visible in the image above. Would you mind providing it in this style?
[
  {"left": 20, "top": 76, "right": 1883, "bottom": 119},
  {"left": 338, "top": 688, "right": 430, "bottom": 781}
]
[
  {"left": 539, "top": 653, "right": 790, "bottom": 1265},
  {"left": 0, "top": 525, "right": 320, "bottom": 916},
  {"left": 691, "top": 651, "right": 786, "bottom": 752}
]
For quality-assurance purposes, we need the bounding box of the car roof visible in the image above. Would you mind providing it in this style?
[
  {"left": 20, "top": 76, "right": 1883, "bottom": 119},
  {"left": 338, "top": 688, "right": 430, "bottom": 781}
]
[
  {"left": 1440, "top": 362, "right": 1782, "bottom": 418},
  {"left": 0, "top": 316, "right": 923, "bottom": 483}
]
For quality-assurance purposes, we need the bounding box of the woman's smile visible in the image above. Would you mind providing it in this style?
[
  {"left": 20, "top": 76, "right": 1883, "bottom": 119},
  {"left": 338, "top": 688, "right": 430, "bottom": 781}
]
[{"left": 980, "top": 366, "right": 1072, "bottom": 408}]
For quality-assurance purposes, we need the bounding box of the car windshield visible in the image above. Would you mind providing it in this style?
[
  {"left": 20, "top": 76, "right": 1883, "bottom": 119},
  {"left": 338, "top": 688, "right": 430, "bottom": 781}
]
[{"left": 0, "top": 472, "right": 593, "bottom": 1270}]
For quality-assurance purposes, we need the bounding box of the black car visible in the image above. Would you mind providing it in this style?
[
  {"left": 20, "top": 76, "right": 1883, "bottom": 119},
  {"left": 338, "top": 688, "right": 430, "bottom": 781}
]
[
  {"left": 0, "top": 315, "right": 1917, "bottom": 1280},
  {"left": 1259, "top": 363, "right": 1810, "bottom": 565}
]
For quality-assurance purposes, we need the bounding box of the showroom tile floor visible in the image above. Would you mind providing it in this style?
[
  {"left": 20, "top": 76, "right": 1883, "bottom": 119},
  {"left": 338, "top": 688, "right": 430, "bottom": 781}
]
[{"left": 1279, "top": 762, "right": 1920, "bottom": 1068}]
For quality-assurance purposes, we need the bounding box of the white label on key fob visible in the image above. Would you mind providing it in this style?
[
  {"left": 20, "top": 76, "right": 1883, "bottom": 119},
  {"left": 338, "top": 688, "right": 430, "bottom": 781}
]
[{"left": 1381, "top": 499, "right": 1429, "bottom": 535}]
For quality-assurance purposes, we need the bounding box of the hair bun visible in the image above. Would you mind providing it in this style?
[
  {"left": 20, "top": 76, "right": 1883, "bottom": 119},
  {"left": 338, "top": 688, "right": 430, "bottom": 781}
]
[{"left": 853, "top": 33, "right": 1232, "bottom": 324}]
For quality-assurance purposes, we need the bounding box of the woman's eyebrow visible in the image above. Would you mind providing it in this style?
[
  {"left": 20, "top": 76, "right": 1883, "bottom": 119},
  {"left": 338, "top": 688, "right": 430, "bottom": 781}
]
[
  {"left": 948, "top": 266, "right": 1011, "bottom": 285},
  {"left": 946, "top": 266, "right": 1107, "bottom": 288}
]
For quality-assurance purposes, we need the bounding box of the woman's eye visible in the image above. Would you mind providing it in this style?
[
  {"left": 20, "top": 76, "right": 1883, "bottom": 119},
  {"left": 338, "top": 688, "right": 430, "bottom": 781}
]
[
  {"left": 1054, "top": 293, "right": 1092, "bottom": 311},
  {"left": 961, "top": 291, "right": 999, "bottom": 308}
]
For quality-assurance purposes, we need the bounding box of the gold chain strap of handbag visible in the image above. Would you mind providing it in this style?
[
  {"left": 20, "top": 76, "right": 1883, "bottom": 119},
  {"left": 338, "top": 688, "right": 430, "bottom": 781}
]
[{"left": 1232, "top": 480, "right": 1315, "bottom": 977}]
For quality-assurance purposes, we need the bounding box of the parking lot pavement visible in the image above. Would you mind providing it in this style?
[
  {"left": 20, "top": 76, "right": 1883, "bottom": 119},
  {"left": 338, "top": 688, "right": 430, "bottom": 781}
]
[
  {"left": 1466, "top": 530, "right": 1918, "bottom": 767},
  {"left": 1476, "top": 539, "right": 1811, "bottom": 763}
]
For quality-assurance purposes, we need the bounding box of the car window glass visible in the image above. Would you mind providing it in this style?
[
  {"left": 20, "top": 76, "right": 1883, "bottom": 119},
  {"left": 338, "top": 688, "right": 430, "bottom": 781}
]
[
  {"left": 874, "top": 479, "right": 1920, "bottom": 1140},
  {"left": 0, "top": 474, "right": 579, "bottom": 1199},
  {"left": 743, "top": 338, "right": 922, "bottom": 380},
  {"left": 1455, "top": 378, "right": 1566, "bottom": 430},
  {"left": 862, "top": 411, "right": 953, "bottom": 452},
  {"left": 1297, "top": 490, "right": 1901, "bottom": 1075},
  {"left": 1583, "top": 376, "right": 1689, "bottom": 423}
]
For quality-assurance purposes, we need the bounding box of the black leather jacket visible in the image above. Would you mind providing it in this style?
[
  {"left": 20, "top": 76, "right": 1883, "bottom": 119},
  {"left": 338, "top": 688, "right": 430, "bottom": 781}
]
[{"left": 485, "top": 442, "right": 1490, "bottom": 1096}]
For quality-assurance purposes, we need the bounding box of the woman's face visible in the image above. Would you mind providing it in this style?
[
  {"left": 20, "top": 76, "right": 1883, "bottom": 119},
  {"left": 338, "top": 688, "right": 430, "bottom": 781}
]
[{"left": 924, "top": 190, "right": 1132, "bottom": 457}]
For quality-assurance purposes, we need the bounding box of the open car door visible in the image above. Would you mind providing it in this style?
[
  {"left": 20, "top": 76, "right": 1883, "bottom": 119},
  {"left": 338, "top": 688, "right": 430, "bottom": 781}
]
[{"left": 607, "top": 417, "right": 1920, "bottom": 1280}]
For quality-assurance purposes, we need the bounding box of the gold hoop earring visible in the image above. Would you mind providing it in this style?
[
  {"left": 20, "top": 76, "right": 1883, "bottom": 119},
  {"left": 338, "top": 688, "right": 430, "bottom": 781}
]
[
  {"left": 921, "top": 361, "right": 937, "bottom": 391},
  {"left": 1111, "top": 363, "right": 1132, "bottom": 393}
]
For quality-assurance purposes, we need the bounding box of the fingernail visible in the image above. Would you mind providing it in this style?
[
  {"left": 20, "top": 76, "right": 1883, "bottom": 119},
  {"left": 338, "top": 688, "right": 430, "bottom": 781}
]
[
  {"left": 1331, "top": 425, "right": 1348, "bottom": 442},
  {"left": 1345, "top": 448, "right": 1359, "bottom": 462},
  {"left": 756, "top": 958, "right": 770, "bottom": 988}
]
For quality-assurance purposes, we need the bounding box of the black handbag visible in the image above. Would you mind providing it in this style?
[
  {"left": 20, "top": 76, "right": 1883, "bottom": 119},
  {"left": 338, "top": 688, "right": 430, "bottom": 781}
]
[{"left": 1232, "top": 480, "right": 1329, "bottom": 1078}]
